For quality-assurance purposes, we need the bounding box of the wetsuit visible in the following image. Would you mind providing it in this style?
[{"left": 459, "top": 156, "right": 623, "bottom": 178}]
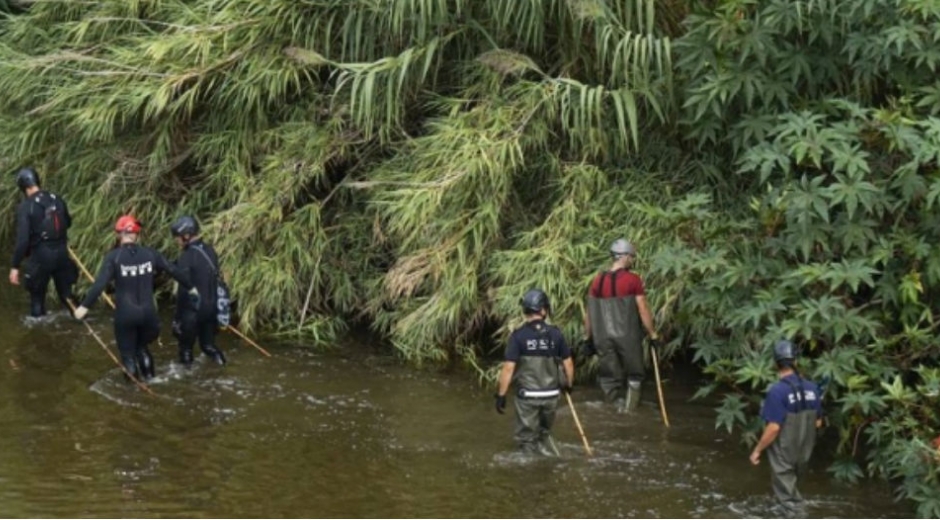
[
  {"left": 586, "top": 268, "right": 647, "bottom": 409},
  {"left": 760, "top": 373, "right": 823, "bottom": 515},
  {"left": 81, "top": 244, "right": 192, "bottom": 379},
  {"left": 172, "top": 239, "right": 225, "bottom": 365},
  {"left": 505, "top": 319, "right": 572, "bottom": 455},
  {"left": 11, "top": 191, "right": 76, "bottom": 317}
]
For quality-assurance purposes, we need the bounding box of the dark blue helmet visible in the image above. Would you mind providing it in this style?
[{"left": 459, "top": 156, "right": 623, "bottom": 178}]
[
  {"left": 773, "top": 339, "right": 797, "bottom": 365},
  {"left": 15, "top": 167, "right": 40, "bottom": 192},
  {"left": 170, "top": 215, "right": 200, "bottom": 237},
  {"left": 520, "top": 289, "right": 550, "bottom": 315}
]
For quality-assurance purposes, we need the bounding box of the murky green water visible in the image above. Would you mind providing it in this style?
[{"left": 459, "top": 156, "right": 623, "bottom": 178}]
[{"left": 0, "top": 279, "right": 909, "bottom": 518}]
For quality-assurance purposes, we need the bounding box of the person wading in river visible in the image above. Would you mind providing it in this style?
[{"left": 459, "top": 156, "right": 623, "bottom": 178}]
[
  {"left": 584, "top": 238, "right": 658, "bottom": 412},
  {"left": 749, "top": 339, "right": 824, "bottom": 517},
  {"left": 495, "top": 289, "right": 575, "bottom": 456},
  {"left": 8, "top": 167, "right": 79, "bottom": 317},
  {"left": 73, "top": 215, "right": 197, "bottom": 381},
  {"left": 170, "top": 215, "right": 226, "bottom": 367}
]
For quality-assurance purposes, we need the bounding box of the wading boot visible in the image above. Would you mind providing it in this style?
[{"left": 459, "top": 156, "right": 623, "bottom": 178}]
[
  {"left": 625, "top": 381, "right": 642, "bottom": 412},
  {"left": 203, "top": 345, "right": 226, "bottom": 366},
  {"left": 121, "top": 356, "right": 140, "bottom": 383},
  {"left": 136, "top": 348, "right": 156, "bottom": 380},
  {"left": 179, "top": 348, "right": 194, "bottom": 367},
  {"left": 538, "top": 435, "right": 561, "bottom": 457},
  {"left": 614, "top": 398, "right": 627, "bottom": 414},
  {"left": 519, "top": 443, "right": 539, "bottom": 456}
]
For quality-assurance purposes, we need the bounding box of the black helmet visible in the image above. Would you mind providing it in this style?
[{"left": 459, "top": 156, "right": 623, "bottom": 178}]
[
  {"left": 773, "top": 339, "right": 797, "bottom": 365},
  {"left": 520, "top": 289, "right": 550, "bottom": 315},
  {"left": 15, "top": 167, "right": 40, "bottom": 192},
  {"left": 170, "top": 215, "right": 199, "bottom": 237}
]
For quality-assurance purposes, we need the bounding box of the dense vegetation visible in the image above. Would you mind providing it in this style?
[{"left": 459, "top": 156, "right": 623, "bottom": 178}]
[{"left": 1, "top": 0, "right": 938, "bottom": 515}]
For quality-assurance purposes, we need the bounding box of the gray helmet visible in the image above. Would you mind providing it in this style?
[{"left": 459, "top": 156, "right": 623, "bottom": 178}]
[
  {"left": 773, "top": 339, "right": 797, "bottom": 364},
  {"left": 170, "top": 215, "right": 200, "bottom": 237},
  {"left": 610, "top": 238, "right": 636, "bottom": 257},
  {"left": 15, "top": 167, "right": 40, "bottom": 192},
  {"left": 520, "top": 289, "right": 550, "bottom": 314}
]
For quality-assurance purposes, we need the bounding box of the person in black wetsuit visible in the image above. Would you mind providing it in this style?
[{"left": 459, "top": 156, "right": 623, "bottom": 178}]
[
  {"left": 8, "top": 167, "right": 78, "bottom": 317},
  {"left": 73, "top": 215, "right": 197, "bottom": 380},
  {"left": 170, "top": 215, "right": 226, "bottom": 366}
]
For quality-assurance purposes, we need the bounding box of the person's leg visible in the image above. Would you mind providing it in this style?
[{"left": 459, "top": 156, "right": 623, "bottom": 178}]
[
  {"left": 197, "top": 317, "right": 226, "bottom": 365},
  {"left": 620, "top": 338, "right": 644, "bottom": 412},
  {"left": 50, "top": 249, "right": 75, "bottom": 310},
  {"left": 136, "top": 314, "right": 160, "bottom": 379},
  {"left": 596, "top": 338, "right": 624, "bottom": 405},
  {"left": 537, "top": 398, "right": 560, "bottom": 456},
  {"left": 114, "top": 322, "right": 140, "bottom": 381},
  {"left": 769, "top": 446, "right": 804, "bottom": 516},
  {"left": 513, "top": 397, "right": 541, "bottom": 453},
  {"left": 175, "top": 309, "right": 198, "bottom": 366},
  {"left": 26, "top": 261, "right": 51, "bottom": 317}
]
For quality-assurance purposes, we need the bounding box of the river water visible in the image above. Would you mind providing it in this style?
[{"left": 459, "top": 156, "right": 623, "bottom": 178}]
[{"left": 0, "top": 280, "right": 909, "bottom": 518}]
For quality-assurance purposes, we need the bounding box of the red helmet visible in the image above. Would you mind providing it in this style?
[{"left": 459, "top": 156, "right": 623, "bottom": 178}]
[{"left": 114, "top": 215, "right": 142, "bottom": 234}]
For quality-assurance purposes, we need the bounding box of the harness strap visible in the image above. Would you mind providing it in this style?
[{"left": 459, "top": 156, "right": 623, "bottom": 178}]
[
  {"left": 781, "top": 376, "right": 808, "bottom": 412},
  {"left": 190, "top": 243, "right": 220, "bottom": 278}
]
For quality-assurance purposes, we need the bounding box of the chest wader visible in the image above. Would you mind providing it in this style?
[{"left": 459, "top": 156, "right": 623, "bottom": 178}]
[
  {"left": 767, "top": 377, "right": 817, "bottom": 516},
  {"left": 512, "top": 327, "right": 563, "bottom": 456},
  {"left": 587, "top": 284, "right": 645, "bottom": 411}
]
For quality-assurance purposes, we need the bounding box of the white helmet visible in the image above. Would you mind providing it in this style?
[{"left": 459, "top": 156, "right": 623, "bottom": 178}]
[{"left": 610, "top": 238, "right": 636, "bottom": 257}]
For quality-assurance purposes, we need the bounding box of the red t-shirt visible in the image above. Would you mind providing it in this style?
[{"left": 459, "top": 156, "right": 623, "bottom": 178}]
[{"left": 589, "top": 269, "right": 645, "bottom": 298}]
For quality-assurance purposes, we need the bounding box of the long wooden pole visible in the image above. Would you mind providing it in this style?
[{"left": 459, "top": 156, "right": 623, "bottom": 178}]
[
  {"left": 68, "top": 246, "right": 115, "bottom": 309},
  {"left": 651, "top": 342, "right": 671, "bottom": 428},
  {"left": 70, "top": 246, "right": 269, "bottom": 357},
  {"left": 65, "top": 300, "right": 156, "bottom": 397},
  {"left": 564, "top": 391, "right": 594, "bottom": 457},
  {"left": 224, "top": 324, "right": 271, "bottom": 357}
]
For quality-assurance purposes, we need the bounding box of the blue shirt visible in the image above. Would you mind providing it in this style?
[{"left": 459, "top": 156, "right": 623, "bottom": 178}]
[
  {"left": 505, "top": 320, "right": 571, "bottom": 362},
  {"left": 760, "top": 374, "right": 824, "bottom": 425}
]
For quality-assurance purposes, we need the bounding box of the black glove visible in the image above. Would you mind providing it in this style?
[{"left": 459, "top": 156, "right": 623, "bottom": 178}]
[
  {"left": 579, "top": 336, "right": 597, "bottom": 357},
  {"left": 648, "top": 337, "right": 661, "bottom": 350},
  {"left": 494, "top": 393, "right": 507, "bottom": 414},
  {"left": 563, "top": 384, "right": 574, "bottom": 394}
]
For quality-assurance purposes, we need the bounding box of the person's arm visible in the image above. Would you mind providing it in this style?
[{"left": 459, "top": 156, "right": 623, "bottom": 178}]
[
  {"left": 61, "top": 196, "right": 72, "bottom": 229},
  {"left": 562, "top": 357, "right": 574, "bottom": 389},
  {"left": 556, "top": 331, "right": 575, "bottom": 388},
  {"left": 80, "top": 254, "right": 116, "bottom": 308},
  {"left": 749, "top": 422, "right": 781, "bottom": 465},
  {"left": 636, "top": 295, "right": 658, "bottom": 340},
  {"left": 156, "top": 251, "right": 193, "bottom": 290},
  {"left": 10, "top": 202, "right": 31, "bottom": 275},
  {"left": 497, "top": 361, "right": 515, "bottom": 397},
  {"left": 584, "top": 276, "right": 599, "bottom": 337}
]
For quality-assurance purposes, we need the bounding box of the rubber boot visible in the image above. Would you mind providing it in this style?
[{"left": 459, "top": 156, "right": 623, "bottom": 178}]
[
  {"left": 202, "top": 345, "right": 226, "bottom": 366},
  {"left": 121, "top": 355, "right": 140, "bottom": 383},
  {"left": 136, "top": 348, "right": 156, "bottom": 380},
  {"left": 519, "top": 442, "right": 539, "bottom": 455},
  {"left": 29, "top": 296, "right": 46, "bottom": 318},
  {"left": 179, "top": 348, "right": 194, "bottom": 367},
  {"left": 625, "top": 381, "right": 642, "bottom": 412},
  {"left": 538, "top": 434, "right": 561, "bottom": 457}
]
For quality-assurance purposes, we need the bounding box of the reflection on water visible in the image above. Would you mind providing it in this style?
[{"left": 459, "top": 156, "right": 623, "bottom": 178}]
[{"left": 0, "top": 281, "right": 909, "bottom": 518}]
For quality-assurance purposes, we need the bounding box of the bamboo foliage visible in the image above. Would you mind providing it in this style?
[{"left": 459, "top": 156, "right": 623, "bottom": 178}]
[{"left": 0, "top": 0, "right": 676, "bottom": 356}]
